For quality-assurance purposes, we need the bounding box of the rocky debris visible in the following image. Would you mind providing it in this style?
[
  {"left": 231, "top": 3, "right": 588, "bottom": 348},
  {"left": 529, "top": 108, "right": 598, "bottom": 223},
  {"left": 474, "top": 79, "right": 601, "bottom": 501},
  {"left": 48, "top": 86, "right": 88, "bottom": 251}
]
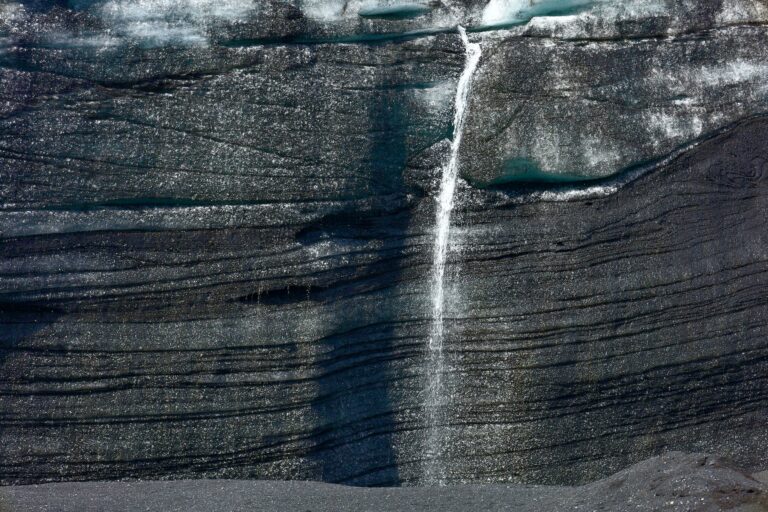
[{"left": 1, "top": 453, "right": 766, "bottom": 512}]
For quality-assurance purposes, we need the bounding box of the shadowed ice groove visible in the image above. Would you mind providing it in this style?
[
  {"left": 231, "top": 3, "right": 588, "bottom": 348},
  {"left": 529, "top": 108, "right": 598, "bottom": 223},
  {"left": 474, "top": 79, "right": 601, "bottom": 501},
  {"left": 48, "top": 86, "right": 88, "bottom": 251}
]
[
  {"left": 358, "top": 3, "right": 432, "bottom": 20},
  {"left": 305, "top": 67, "right": 414, "bottom": 487}
]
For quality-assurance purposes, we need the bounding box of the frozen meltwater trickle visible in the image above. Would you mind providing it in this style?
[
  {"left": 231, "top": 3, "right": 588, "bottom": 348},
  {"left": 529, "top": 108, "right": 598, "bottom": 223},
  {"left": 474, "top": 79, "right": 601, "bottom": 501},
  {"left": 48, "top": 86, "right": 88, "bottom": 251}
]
[{"left": 423, "top": 25, "right": 481, "bottom": 487}]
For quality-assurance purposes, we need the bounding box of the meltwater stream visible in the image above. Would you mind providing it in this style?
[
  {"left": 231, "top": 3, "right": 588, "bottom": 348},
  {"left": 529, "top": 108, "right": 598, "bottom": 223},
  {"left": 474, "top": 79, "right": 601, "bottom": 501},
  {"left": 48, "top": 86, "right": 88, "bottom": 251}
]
[{"left": 423, "top": 26, "right": 482, "bottom": 486}]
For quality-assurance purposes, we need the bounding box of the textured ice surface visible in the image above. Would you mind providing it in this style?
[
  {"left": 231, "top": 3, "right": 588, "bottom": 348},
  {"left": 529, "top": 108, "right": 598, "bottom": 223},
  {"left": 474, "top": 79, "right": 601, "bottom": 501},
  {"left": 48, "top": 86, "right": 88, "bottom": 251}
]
[
  {"left": 462, "top": 7, "right": 768, "bottom": 184},
  {"left": 2, "top": 0, "right": 768, "bottom": 490}
]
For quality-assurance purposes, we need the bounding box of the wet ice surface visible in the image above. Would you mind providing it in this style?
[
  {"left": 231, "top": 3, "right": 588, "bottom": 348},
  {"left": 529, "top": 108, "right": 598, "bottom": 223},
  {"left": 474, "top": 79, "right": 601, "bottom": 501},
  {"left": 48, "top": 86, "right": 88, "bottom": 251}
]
[{"left": 480, "top": 0, "right": 597, "bottom": 27}]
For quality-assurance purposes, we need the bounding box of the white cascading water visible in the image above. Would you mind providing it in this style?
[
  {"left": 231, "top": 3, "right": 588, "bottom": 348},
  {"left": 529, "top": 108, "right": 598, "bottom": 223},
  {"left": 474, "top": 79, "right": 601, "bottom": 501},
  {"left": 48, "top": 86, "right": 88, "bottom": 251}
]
[{"left": 423, "top": 26, "right": 482, "bottom": 486}]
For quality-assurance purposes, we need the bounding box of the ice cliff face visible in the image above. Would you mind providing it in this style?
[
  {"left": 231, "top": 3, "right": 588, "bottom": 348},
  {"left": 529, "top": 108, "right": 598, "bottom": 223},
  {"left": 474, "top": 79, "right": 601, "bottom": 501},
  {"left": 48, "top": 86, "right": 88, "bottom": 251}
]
[{"left": 1, "top": 0, "right": 768, "bottom": 487}]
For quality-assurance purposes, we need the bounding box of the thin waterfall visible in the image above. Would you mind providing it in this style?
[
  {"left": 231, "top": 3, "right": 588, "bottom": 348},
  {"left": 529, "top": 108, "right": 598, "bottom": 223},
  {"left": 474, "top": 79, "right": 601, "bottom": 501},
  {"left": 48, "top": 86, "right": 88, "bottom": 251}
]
[{"left": 423, "top": 26, "right": 482, "bottom": 486}]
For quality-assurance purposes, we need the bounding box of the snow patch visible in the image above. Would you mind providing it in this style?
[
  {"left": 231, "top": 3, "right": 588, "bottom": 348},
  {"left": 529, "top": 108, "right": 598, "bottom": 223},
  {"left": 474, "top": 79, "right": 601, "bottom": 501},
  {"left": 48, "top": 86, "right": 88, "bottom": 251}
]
[
  {"left": 99, "top": 0, "right": 256, "bottom": 46},
  {"left": 300, "top": 0, "right": 348, "bottom": 20},
  {"left": 582, "top": 135, "right": 621, "bottom": 169},
  {"left": 481, "top": 0, "right": 532, "bottom": 25},
  {"left": 0, "top": 2, "right": 22, "bottom": 21},
  {"left": 538, "top": 184, "right": 618, "bottom": 201},
  {"left": 716, "top": 0, "right": 768, "bottom": 24},
  {"left": 46, "top": 33, "right": 120, "bottom": 48},
  {"left": 698, "top": 60, "right": 768, "bottom": 87},
  {"left": 122, "top": 21, "right": 207, "bottom": 45},
  {"left": 648, "top": 111, "right": 703, "bottom": 142},
  {"left": 100, "top": 0, "right": 255, "bottom": 22},
  {"left": 414, "top": 81, "right": 455, "bottom": 111},
  {"left": 526, "top": 14, "right": 583, "bottom": 37}
]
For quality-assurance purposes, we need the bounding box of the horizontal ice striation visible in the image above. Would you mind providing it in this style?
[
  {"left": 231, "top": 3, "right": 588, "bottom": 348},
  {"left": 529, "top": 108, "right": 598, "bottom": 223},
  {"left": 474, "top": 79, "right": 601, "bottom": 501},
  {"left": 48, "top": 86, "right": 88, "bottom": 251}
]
[{"left": 2, "top": 114, "right": 768, "bottom": 486}]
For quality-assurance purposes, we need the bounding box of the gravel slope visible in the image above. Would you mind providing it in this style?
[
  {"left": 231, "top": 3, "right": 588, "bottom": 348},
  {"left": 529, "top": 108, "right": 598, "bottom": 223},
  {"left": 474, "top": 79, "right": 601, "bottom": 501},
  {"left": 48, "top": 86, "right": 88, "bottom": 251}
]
[{"left": 2, "top": 453, "right": 767, "bottom": 512}]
